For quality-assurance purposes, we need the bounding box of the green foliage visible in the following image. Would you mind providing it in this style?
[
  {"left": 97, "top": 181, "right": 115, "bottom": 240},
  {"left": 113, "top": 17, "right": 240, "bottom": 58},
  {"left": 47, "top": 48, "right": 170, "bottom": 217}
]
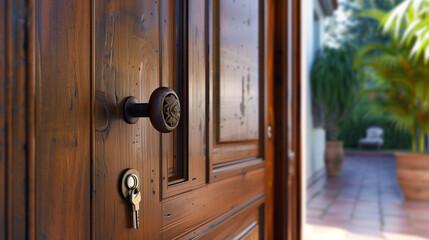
[
  {"left": 356, "top": 5, "right": 429, "bottom": 153},
  {"left": 317, "top": 0, "right": 404, "bottom": 142},
  {"left": 311, "top": 47, "right": 356, "bottom": 114},
  {"left": 382, "top": 0, "right": 429, "bottom": 62},
  {"left": 310, "top": 46, "right": 359, "bottom": 140},
  {"left": 339, "top": 110, "right": 412, "bottom": 150},
  {"left": 325, "top": 0, "right": 403, "bottom": 48}
]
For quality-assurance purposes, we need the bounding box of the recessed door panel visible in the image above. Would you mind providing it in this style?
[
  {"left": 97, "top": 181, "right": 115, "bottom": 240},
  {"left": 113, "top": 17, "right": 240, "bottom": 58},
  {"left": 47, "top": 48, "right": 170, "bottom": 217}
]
[
  {"left": 94, "top": 0, "right": 267, "bottom": 238},
  {"left": 209, "top": 0, "right": 264, "bottom": 178},
  {"left": 219, "top": 0, "right": 260, "bottom": 142}
]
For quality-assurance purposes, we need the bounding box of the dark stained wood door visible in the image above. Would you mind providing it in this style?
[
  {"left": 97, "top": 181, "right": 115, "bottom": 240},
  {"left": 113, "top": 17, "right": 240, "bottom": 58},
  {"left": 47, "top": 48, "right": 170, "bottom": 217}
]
[
  {"left": 1, "top": 0, "right": 280, "bottom": 239},
  {"left": 94, "top": 0, "right": 270, "bottom": 238}
]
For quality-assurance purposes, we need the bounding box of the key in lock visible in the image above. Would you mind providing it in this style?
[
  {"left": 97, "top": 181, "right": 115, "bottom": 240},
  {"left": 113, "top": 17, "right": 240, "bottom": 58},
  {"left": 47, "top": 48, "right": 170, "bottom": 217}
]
[{"left": 120, "top": 169, "right": 142, "bottom": 229}]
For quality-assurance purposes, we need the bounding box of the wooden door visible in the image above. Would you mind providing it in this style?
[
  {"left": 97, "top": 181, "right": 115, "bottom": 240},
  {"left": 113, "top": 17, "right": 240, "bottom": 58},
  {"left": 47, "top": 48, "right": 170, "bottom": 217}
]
[
  {"left": 0, "top": 0, "right": 280, "bottom": 239},
  {"left": 273, "top": 0, "right": 302, "bottom": 239},
  {"left": 93, "top": 0, "right": 271, "bottom": 239}
]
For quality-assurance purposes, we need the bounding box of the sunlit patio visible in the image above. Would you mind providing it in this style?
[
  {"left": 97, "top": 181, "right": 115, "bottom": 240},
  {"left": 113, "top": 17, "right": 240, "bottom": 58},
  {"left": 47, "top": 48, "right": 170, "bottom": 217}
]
[{"left": 305, "top": 152, "right": 429, "bottom": 240}]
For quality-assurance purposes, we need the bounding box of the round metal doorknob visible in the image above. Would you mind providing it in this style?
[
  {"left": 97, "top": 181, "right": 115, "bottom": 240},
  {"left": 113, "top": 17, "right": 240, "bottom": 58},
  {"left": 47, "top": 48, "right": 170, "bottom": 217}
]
[{"left": 123, "top": 87, "right": 181, "bottom": 133}]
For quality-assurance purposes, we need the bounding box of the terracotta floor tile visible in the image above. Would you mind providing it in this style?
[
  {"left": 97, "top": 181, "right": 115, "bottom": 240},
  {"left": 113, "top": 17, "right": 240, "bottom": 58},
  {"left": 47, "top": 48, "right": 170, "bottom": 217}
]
[
  {"left": 323, "top": 212, "right": 351, "bottom": 222},
  {"left": 305, "top": 153, "right": 429, "bottom": 240},
  {"left": 317, "top": 192, "right": 338, "bottom": 199},
  {"left": 353, "top": 211, "right": 381, "bottom": 219},
  {"left": 311, "top": 195, "right": 336, "bottom": 202},
  {"left": 382, "top": 207, "right": 409, "bottom": 217},
  {"left": 411, "top": 219, "right": 429, "bottom": 230},
  {"left": 329, "top": 202, "right": 355, "bottom": 208},
  {"left": 356, "top": 202, "right": 379, "bottom": 208},
  {"left": 408, "top": 211, "right": 429, "bottom": 221},
  {"left": 355, "top": 205, "right": 380, "bottom": 213},
  {"left": 383, "top": 216, "right": 412, "bottom": 227},
  {"left": 402, "top": 201, "right": 429, "bottom": 208},
  {"left": 358, "top": 196, "right": 380, "bottom": 201},
  {"left": 308, "top": 200, "right": 331, "bottom": 209},
  {"left": 357, "top": 199, "right": 379, "bottom": 204},
  {"left": 307, "top": 208, "right": 324, "bottom": 218},
  {"left": 334, "top": 197, "right": 357, "bottom": 204},
  {"left": 382, "top": 225, "right": 422, "bottom": 236},
  {"left": 327, "top": 207, "right": 354, "bottom": 214},
  {"left": 350, "top": 218, "right": 382, "bottom": 229},
  {"left": 382, "top": 200, "right": 404, "bottom": 205}
]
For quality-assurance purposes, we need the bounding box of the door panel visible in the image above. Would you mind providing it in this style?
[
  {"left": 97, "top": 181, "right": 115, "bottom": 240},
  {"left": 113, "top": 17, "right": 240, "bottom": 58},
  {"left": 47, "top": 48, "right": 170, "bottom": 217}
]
[
  {"left": 161, "top": 169, "right": 264, "bottom": 239},
  {"left": 219, "top": 0, "right": 260, "bottom": 143},
  {"left": 95, "top": 0, "right": 267, "bottom": 238},
  {"left": 208, "top": 0, "right": 265, "bottom": 183},
  {"left": 36, "top": 0, "right": 91, "bottom": 238},
  {"left": 94, "top": 0, "right": 161, "bottom": 239},
  {"left": 185, "top": 201, "right": 264, "bottom": 239},
  {"left": 1, "top": 0, "right": 278, "bottom": 238},
  {"left": 160, "top": 0, "right": 206, "bottom": 199}
]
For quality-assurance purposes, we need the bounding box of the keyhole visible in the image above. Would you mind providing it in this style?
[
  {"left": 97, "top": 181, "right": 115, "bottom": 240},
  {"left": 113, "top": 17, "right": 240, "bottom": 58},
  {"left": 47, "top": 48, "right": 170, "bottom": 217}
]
[{"left": 126, "top": 174, "right": 138, "bottom": 189}]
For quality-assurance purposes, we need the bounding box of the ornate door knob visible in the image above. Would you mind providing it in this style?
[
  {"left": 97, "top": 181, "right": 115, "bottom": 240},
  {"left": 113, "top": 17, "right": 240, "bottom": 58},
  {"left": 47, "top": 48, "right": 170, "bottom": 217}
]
[{"left": 123, "top": 87, "right": 181, "bottom": 133}]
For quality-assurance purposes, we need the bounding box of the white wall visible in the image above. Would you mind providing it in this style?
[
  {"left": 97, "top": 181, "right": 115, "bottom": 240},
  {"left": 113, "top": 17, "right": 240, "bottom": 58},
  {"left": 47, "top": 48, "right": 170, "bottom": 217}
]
[
  {"left": 302, "top": 1, "right": 335, "bottom": 237},
  {"left": 303, "top": 0, "right": 326, "bottom": 181}
]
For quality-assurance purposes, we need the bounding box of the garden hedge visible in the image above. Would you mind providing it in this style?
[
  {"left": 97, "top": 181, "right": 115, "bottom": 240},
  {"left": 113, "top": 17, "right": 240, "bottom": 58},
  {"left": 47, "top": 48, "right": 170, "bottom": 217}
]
[{"left": 338, "top": 115, "right": 411, "bottom": 151}]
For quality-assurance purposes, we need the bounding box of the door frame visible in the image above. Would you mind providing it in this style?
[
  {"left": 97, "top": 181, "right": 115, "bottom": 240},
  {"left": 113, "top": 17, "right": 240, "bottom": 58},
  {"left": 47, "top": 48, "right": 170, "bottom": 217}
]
[{"left": 267, "top": 0, "right": 302, "bottom": 239}]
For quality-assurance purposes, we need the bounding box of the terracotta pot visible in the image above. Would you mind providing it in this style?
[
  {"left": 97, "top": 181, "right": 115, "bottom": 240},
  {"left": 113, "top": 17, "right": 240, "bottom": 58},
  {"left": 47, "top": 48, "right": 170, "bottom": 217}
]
[
  {"left": 325, "top": 141, "right": 344, "bottom": 177},
  {"left": 395, "top": 153, "right": 429, "bottom": 201}
]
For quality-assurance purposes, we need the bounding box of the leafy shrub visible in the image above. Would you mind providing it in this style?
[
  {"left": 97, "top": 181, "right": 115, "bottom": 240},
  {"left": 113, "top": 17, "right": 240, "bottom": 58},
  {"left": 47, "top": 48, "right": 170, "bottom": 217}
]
[{"left": 338, "top": 114, "right": 411, "bottom": 151}]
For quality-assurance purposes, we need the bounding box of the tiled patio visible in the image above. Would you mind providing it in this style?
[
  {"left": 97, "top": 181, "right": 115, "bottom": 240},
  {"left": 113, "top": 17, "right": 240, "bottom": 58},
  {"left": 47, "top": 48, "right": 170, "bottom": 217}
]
[{"left": 305, "top": 152, "right": 429, "bottom": 240}]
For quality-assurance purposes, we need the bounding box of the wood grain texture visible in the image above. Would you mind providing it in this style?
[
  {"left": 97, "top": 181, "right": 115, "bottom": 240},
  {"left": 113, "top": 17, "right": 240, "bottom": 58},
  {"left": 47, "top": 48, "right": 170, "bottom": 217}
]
[
  {"left": 0, "top": 1, "right": 36, "bottom": 239},
  {"left": 0, "top": 1, "right": 6, "bottom": 238},
  {"left": 27, "top": 0, "right": 36, "bottom": 238},
  {"left": 212, "top": 158, "right": 264, "bottom": 182},
  {"left": 0, "top": 0, "right": 35, "bottom": 239},
  {"left": 0, "top": 1, "right": 277, "bottom": 239},
  {"left": 161, "top": 168, "right": 264, "bottom": 239},
  {"left": 12, "top": 0, "right": 29, "bottom": 238},
  {"left": 161, "top": 0, "right": 206, "bottom": 198},
  {"left": 273, "top": 0, "right": 290, "bottom": 237},
  {"left": 242, "top": 224, "right": 260, "bottom": 240},
  {"left": 186, "top": 0, "right": 206, "bottom": 192},
  {"left": 264, "top": 0, "right": 275, "bottom": 238},
  {"left": 90, "top": 0, "right": 95, "bottom": 239},
  {"left": 94, "top": 0, "right": 161, "bottom": 239},
  {"left": 35, "top": 0, "right": 91, "bottom": 239},
  {"left": 273, "top": 0, "right": 302, "bottom": 238},
  {"left": 273, "top": 0, "right": 287, "bottom": 237},
  {"left": 292, "top": 0, "right": 302, "bottom": 238},
  {"left": 208, "top": 0, "right": 264, "bottom": 177},
  {"left": 160, "top": 0, "right": 179, "bottom": 189},
  {"left": 219, "top": 0, "right": 260, "bottom": 142},
  {"left": 184, "top": 200, "right": 263, "bottom": 239},
  {"left": 212, "top": 142, "right": 259, "bottom": 165},
  {"left": 5, "top": 0, "right": 13, "bottom": 238}
]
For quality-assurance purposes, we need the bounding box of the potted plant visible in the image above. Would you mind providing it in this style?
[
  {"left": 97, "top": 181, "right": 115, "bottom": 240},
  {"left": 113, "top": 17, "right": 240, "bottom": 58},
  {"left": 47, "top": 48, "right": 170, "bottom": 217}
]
[
  {"left": 357, "top": 1, "right": 429, "bottom": 200},
  {"left": 311, "top": 47, "right": 360, "bottom": 177}
]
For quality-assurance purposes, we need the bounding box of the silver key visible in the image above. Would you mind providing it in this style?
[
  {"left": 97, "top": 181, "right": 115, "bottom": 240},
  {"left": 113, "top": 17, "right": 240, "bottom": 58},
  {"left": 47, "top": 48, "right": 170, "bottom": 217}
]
[{"left": 129, "top": 188, "right": 141, "bottom": 229}]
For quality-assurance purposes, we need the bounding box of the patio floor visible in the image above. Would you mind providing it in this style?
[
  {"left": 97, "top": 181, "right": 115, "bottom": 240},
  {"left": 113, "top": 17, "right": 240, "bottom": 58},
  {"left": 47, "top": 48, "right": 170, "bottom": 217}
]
[{"left": 305, "top": 152, "right": 429, "bottom": 240}]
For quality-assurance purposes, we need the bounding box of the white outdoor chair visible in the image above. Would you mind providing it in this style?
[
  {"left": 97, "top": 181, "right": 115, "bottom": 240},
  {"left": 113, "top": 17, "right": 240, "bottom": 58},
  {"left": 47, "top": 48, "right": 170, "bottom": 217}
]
[{"left": 358, "top": 126, "right": 384, "bottom": 150}]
